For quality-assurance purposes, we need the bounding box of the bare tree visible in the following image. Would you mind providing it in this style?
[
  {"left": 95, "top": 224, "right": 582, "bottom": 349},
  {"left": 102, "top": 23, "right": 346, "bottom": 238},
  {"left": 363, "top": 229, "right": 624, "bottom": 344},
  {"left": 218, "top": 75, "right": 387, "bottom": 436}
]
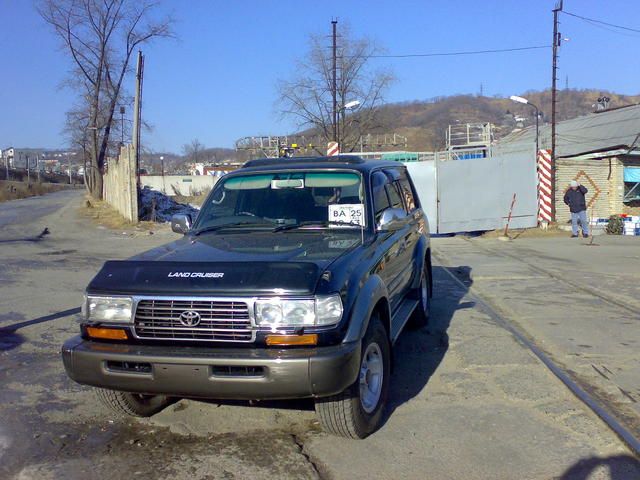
[
  {"left": 63, "top": 95, "right": 132, "bottom": 186},
  {"left": 276, "top": 25, "right": 394, "bottom": 153},
  {"left": 39, "top": 0, "right": 172, "bottom": 199},
  {"left": 182, "top": 139, "right": 205, "bottom": 163}
]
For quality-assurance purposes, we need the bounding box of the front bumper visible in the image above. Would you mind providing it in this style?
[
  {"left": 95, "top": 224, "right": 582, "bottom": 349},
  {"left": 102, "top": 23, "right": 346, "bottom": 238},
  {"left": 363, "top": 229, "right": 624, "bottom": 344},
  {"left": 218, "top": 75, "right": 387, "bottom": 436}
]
[{"left": 61, "top": 336, "right": 360, "bottom": 400}]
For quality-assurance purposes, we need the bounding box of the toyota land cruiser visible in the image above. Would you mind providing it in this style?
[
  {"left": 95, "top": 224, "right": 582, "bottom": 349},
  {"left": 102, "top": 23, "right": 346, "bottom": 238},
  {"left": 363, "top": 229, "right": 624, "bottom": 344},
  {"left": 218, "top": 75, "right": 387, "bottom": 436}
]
[{"left": 62, "top": 156, "right": 432, "bottom": 438}]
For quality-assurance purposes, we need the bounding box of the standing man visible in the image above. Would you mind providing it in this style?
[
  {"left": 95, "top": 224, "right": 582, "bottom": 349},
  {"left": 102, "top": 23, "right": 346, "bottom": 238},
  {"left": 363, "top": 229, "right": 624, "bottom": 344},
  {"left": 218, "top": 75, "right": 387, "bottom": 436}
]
[{"left": 563, "top": 180, "right": 589, "bottom": 238}]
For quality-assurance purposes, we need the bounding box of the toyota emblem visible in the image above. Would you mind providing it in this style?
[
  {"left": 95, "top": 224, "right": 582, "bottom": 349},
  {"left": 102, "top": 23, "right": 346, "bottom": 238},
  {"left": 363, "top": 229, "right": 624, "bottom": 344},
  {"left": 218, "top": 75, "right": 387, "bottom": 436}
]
[{"left": 179, "top": 310, "right": 201, "bottom": 327}]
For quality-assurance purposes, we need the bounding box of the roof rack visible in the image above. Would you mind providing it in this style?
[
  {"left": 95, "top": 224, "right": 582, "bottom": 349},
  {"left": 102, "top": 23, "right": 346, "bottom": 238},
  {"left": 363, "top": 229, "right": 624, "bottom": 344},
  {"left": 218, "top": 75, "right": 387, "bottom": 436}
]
[{"left": 243, "top": 155, "right": 365, "bottom": 169}]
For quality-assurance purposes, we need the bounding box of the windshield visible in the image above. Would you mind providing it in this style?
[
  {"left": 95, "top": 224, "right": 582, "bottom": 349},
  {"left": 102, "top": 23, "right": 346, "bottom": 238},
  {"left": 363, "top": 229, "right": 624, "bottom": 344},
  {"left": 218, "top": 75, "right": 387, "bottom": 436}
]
[{"left": 193, "top": 170, "right": 365, "bottom": 232}]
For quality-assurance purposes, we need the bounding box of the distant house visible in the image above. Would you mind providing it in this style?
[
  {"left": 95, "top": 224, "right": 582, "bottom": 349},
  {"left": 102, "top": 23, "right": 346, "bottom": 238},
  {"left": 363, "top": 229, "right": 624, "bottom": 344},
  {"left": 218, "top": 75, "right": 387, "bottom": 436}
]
[
  {"left": 0, "top": 147, "right": 46, "bottom": 170},
  {"left": 497, "top": 104, "right": 640, "bottom": 223}
]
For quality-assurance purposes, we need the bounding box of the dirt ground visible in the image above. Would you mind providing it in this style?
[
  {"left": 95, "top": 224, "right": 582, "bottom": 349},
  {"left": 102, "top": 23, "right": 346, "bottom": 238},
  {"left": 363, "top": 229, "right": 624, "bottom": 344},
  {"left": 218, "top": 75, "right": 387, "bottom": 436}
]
[
  {"left": 80, "top": 197, "right": 166, "bottom": 232},
  {"left": 0, "top": 180, "right": 71, "bottom": 203}
]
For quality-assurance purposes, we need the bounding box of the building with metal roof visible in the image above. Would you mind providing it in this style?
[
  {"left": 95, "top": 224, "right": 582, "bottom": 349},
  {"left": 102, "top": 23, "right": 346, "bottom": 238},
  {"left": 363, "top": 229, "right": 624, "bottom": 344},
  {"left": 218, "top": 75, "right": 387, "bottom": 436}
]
[
  {"left": 498, "top": 104, "right": 640, "bottom": 159},
  {"left": 496, "top": 104, "right": 640, "bottom": 224}
]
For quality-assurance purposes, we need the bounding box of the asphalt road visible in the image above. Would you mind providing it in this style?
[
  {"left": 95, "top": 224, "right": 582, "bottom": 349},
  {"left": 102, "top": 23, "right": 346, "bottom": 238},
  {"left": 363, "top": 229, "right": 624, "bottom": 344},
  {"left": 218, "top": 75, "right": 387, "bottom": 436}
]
[
  {"left": 0, "top": 192, "right": 638, "bottom": 479},
  {"left": 434, "top": 235, "right": 640, "bottom": 440},
  {"left": 0, "top": 189, "right": 80, "bottom": 229}
]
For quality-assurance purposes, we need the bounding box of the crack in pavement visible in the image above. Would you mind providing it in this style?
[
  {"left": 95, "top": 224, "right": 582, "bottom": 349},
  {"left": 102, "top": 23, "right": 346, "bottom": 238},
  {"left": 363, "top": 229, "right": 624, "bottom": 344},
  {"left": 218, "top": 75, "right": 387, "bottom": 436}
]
[{"left": 291, "top": 433, "right": 325, "bottom": 480}]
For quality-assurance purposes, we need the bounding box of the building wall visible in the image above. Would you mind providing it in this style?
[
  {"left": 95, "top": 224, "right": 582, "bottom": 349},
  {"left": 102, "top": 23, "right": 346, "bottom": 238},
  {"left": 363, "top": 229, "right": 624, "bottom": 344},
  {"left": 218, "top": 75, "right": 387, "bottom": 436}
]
[
  {"left": 621, "top": 156, "right": 640, "bottom": 216},
  {"left": 555, "top": 157, "right": 620, "bottom": 223}
]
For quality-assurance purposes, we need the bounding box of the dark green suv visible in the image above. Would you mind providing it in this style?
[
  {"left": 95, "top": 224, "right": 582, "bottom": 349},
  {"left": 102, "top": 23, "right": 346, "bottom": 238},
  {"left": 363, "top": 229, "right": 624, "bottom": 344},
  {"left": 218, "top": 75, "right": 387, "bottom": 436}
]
[{"left": 62, "top": 156, "right": 432, "bottom": 438}]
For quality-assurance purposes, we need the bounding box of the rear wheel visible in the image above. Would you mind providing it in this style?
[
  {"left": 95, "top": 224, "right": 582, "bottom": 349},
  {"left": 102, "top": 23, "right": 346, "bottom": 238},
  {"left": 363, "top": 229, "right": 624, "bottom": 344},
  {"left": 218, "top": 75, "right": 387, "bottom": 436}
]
[
  {"left": 95, "top": 388, "right": 169, "bottom": 417},
  {"left": 314, "top": 315, "right": 390, "bottom": 439},
  {"left": 409, "top": 266, "right": 431, "bottom": 328}
]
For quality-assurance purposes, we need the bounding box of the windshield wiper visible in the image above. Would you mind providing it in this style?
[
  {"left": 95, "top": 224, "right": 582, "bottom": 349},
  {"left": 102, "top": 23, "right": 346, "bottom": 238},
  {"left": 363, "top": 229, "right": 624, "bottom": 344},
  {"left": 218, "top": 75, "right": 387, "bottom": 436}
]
[
  {"left": 273, "top": 220, "right": 364, "bottom": 232},
  {"left": 192, "top": 222, "right": 272, "bottom": 236}
]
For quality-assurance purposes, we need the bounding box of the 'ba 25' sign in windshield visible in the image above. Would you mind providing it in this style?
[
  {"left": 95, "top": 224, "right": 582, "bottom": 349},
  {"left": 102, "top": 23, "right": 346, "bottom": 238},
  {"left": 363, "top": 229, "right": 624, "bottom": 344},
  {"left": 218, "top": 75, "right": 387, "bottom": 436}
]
[{"left": 328, "top": 204, "right": 365, "bottom": 227}]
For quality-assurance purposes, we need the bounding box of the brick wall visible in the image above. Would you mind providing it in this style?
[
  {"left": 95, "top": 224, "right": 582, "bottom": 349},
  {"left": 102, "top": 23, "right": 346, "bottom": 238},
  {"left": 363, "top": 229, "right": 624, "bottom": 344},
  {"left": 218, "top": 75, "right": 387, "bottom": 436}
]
[{"left": 554, "top": 157, "right": 620, "bottom": 223}]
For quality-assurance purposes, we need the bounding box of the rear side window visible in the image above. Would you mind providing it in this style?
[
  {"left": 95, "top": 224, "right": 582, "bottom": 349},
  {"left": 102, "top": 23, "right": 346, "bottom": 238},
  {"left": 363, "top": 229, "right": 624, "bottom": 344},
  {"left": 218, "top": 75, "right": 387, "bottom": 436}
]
[
  {"left": 371, "top": 171, "right": 391, "bottom": 222},
  {"left": 385, "top": 182, "right": 403, "bottom": 209},
  {"left": 398, "top": 170, "right": 417, "bottom": 212}
]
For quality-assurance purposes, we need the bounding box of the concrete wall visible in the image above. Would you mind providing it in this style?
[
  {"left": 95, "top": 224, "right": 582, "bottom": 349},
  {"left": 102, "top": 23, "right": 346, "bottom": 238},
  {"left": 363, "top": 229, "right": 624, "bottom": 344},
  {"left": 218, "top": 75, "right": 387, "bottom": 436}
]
[
  {"left": 103, "top": 145, "right": 138, "bottom": 222},
  {"left": 141, "top": 175, "right": 218, "bottom": 196}
]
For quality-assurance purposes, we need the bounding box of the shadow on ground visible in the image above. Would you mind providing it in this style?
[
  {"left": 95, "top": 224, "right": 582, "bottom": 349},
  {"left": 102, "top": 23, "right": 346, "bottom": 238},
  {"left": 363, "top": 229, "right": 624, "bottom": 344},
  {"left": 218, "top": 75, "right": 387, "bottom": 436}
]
[
  {"left": 385, "top": 265, "right": 471, "bottom": 422},
  {"left": 0, "top": 307, "right": 81, "bottom": 351},
  {"left": 558, "top": 454, "right": 640, "bottom": 479}
]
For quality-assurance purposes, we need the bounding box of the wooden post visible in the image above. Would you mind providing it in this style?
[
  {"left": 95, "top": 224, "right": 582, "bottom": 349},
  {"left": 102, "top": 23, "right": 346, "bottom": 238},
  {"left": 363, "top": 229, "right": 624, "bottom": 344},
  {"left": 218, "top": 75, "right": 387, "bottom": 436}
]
[{"left": 504, "top": 193, "right": 517, "bottom": 237}]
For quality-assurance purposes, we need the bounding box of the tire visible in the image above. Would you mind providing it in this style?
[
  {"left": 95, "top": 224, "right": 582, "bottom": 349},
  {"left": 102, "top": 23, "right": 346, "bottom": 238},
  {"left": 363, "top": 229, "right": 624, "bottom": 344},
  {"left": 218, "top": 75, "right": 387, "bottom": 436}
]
[
  {"left": 408, "top": 265, "right": 431, "bottom": 329},
  {"left": 314, "top": 315, "right": 391, "bottom": 439},
  {"left": 94, "top": 388, "right": 169, "bottom": 417}
]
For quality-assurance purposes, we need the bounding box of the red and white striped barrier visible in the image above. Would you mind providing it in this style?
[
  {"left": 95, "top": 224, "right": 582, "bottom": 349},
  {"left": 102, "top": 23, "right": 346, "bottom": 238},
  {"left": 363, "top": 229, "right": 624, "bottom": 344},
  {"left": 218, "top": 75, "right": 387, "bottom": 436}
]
[
  {"left": 327, "top": 141, "right": 340, "bottom": 156},
  {"left": 537, "top": 149, "right": 553, "bottom": 223}
]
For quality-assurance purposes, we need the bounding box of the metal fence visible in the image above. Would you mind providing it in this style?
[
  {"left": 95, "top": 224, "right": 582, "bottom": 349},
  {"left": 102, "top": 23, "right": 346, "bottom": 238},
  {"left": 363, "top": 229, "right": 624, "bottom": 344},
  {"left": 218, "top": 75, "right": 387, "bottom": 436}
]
[{"left": 406, "top": 145, "right": 538, "bottom": 234}]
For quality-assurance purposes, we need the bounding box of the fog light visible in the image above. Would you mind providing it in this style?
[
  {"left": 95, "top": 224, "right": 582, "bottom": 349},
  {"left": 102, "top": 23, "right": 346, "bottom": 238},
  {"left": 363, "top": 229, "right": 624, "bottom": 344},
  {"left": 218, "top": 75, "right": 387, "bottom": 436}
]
[
  {"left": 86, "top": 327, "right": 128, "bottom": 340},
  {"left": 266, "top": 334, "right": 318, "bottom": 346}
]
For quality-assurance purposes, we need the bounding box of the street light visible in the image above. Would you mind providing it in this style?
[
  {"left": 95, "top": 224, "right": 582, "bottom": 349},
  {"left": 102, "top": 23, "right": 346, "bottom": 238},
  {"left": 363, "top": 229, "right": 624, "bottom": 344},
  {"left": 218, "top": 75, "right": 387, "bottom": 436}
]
[
  {"left": 343, "top": 100, "right": 361, "bottom": 110},
  {"left": 337, "top": 100, "right": 361, "bottom": 149},
  {"left": 509, "top": 95, "right": 541, "bottom": 158}
]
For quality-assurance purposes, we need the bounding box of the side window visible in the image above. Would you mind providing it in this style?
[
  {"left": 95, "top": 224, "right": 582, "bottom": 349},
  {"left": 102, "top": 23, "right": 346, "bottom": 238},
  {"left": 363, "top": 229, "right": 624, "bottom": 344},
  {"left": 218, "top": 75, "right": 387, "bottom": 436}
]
[
  {"left": 371, "top": 171, "right": 391, "bottom": 222},
  {"left": 398, "top": 170, "right": 417, "bottom": 212},
  {"left": 385, "top": 182, "right": 403, "bottom": 209}
]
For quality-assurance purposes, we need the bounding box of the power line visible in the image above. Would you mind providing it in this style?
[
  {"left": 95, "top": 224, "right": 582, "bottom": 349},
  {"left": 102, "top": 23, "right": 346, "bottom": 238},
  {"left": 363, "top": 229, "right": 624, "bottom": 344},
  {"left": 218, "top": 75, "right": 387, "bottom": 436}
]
[
  {"left": 571, "top": 17, "right": 640, "bottom": 37},
  {"left": 563, "top": 10, "right": 640, "bottom": 34},
  {"left": 366, "top": 45, "right": 550, "bottom": 59}
]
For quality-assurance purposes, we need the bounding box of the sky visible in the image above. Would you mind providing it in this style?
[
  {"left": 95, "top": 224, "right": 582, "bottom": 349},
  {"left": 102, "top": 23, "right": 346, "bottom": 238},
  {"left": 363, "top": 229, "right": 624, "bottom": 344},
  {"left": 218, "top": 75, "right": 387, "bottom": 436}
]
[{"left": 1, "top": 0, "right": 639, "bottom": 153}]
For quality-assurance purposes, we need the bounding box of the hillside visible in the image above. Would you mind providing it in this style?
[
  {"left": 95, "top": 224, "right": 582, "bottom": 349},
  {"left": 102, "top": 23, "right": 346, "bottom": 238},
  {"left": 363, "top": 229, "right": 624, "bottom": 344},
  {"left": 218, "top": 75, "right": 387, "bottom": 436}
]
[{"left": 376, "top": 89, "right": 640, "bottom": 151}]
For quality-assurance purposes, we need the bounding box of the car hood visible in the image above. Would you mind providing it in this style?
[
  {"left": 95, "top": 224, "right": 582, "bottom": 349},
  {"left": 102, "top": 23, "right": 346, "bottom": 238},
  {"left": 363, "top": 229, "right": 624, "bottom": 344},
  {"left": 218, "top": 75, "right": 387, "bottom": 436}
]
[{"left": 87, "top": 231, "right": 362, "bottom": 296}]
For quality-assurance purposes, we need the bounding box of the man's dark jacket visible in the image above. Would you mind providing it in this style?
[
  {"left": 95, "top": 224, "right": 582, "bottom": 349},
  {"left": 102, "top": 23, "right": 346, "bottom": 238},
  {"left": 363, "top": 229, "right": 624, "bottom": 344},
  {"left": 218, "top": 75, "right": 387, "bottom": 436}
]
[{"left": 564, "top": 185, "right": 588, "bottom": 213}]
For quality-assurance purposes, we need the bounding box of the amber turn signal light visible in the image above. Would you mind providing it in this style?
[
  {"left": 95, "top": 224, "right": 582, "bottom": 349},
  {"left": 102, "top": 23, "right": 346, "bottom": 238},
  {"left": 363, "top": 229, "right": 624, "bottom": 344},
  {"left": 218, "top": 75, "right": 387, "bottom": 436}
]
[
  {"left": 266, "top": 334, "right": 318, "bottom": 346},
  {"left": 86, "top": 327, "right": 128, "bottom": 340}
]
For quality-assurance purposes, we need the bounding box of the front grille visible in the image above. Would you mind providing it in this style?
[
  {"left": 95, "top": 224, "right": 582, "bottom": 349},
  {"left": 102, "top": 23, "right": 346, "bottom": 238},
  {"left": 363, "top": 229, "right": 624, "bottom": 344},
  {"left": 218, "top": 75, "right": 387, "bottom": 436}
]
[{"left": 134, "top": 299, "right": 253, "bottom": 342}]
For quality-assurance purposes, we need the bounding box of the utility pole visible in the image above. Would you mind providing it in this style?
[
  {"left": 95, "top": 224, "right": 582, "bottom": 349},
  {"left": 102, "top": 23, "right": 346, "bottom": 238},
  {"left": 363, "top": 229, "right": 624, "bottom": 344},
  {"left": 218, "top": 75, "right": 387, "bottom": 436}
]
[
  {"left": 132, "top": 51, "right": 144, "bottom": 189},
  {"left": 551, "top": 0, "right": 562, "bottom": 222},
  {"left": 331, "top": 19, "right": 338, "bottom": 144},
  {"left": 120, "top": 106, "right": 125, "bottom": 145}
]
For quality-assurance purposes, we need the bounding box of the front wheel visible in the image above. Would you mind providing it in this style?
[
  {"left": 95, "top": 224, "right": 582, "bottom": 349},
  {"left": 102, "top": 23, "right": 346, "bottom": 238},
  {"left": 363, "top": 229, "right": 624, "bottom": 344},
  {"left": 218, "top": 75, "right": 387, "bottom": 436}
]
[
  {"left": 314, "top": 315, "right": 390, "bottom": 438},
  {"left": 94, "top": 388, "right": 170, "bottom": 417}
]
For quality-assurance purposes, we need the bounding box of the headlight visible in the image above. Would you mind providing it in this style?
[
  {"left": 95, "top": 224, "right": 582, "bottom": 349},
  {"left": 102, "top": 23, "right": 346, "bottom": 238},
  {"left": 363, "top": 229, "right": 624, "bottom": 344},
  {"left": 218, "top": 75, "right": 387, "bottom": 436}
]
[
  {"left": 255, "top": 295, "right": 343, "bottom": 328},
  {"left": 85, "top": 295, "right": 133, "bottom": 323},
  {"left": 316, "top": 295, "right": 343, "bottom": 325}
]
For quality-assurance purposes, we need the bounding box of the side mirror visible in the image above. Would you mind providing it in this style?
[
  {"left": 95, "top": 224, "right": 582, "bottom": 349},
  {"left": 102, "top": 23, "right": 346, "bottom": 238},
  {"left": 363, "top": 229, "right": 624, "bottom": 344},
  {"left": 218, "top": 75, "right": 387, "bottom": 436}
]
[
  {"left": 171, "top": 214, "right": 192, "bottom": 234},
  {"left": 377, "top": 208, "right": 408, "bottom": 232}
]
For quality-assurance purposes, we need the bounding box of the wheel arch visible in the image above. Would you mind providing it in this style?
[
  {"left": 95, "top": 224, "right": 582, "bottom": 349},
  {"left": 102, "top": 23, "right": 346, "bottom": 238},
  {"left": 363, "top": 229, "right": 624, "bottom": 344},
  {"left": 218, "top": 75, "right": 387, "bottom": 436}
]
[
  {"left": 425, "top": 247, "right": 433, "bottom": 297},
  {"left": 409, "top": 236, "right": 430, "bottom": 291},
  {"left": 342, "top": 274, "right": 390, "bottom": 344}
]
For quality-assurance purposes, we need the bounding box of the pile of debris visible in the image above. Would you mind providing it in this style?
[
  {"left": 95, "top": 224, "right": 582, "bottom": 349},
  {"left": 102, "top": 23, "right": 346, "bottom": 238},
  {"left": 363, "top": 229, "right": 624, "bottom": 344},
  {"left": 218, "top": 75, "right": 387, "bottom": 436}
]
[{"left": 138, "top": 187, "right": 199, "bottom": 223}]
